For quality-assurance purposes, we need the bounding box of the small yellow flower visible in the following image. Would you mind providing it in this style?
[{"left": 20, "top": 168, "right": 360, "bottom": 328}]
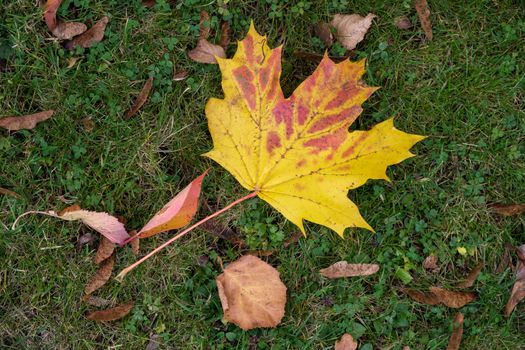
[{"left": 457, "top": 247, "right": 467, "bottom": 256}]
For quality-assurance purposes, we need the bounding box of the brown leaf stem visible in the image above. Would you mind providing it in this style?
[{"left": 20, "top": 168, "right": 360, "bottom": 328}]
[{"left": 116, "top": 191, "right": 258, "bottom": 280}]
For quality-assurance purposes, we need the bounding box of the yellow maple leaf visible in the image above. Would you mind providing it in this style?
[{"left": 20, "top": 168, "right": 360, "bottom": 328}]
[{"left": 204, "top": 23, "right": 425, "bottom": 236}]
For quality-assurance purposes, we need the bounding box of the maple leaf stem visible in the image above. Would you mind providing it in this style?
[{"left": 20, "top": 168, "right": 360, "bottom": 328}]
[{"left": 116, "top": 191, "right": 259, "bottom": 281}]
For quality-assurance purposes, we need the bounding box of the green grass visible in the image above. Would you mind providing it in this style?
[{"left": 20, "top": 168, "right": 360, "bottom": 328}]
[{"left": 1, "top": 0, "right": 525, "bottom": 348}]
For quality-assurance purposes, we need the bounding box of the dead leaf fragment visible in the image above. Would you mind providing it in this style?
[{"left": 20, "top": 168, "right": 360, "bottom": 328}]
[
  {"left": 314, "top": 22, "right": 333, "bottom": 47},
  {"left": 0, "top": 110, "right": 54, "bottom": 131},
  {"left": 456, "top": 262, "right": 483, "bottom": 288},
  {"left": 64, "top": 16, "right": 109, "bottom": 50},
  {"left": 0, "top": 188, "right": 21, "bottom": 199},
  {"left": 86, "top": 302, "right": 134, "bottom": 322},
  {"left": 44, "top": 0, "right": 62, "bottom": 31},
  {"left": 67, "top": 57, "right": 79, "bottom": 68},
  {"left": 490, "top": 203, "right": 525, "bottom": 217},
  {"left": 84, "top": 254, "right": 114, "bottom": 295},
  {"left": 173, "top": 69, "right": 189, "bottom": 81},
  {"left": 423, "top": 254, "right": 439, "bottom": 271},
  {"left": 394, "top": 16, "right": 412, "bottom": 30},
  {"left": 334, "top": 333, "right": 358, "bottom": 350},
  {"left": 199, "top": 11, "right": 211, "bottom": 40},
  {"left": 94, "top": 236, "right": 115, "bottom": 264},
  {"left": 82, "top": 294, "right": 113, "bottom": 307},
  {"left": 331, "top": 13, "right": 376, "bottom": 50},
  {"left": 446, "top": 313, "right": 464, "bottom": 350},
  {"left": 142, "top": 0, "right": 156, "bottom": 8},
  {"left": 504, "top": 244, "right": 525, "bottom": 316},
  {"left": 139, "top": 172, "right": 206, "bottom": 238},
  {"left": 216, "top": 255, "right": 287, "bottom": 330},
  {"left": 400, "top": 288, "right": 440, "bottom": 306},
  {"left": 188, "top": 39, "right": 226, "bottom": 64},
  {"left": 415, "top": 0, "right": 433, "bottom": 40},
  {"left": 320, "top": 261, "right": 379, "bottom": 279},
  {"left": 219, "top": 21, "right": 231, "bottom": 50},
  {"left": 129, "top": 230, "right": 140, "bottom": 255},
  {"left": 125, "top": 77, "right": 154, "bottom": 119},
  {"left": 51, "top": 21, "right": 87, "bottom": 40},
  {"left": 429, "top": 287, "right": 476, "bottom": 308}
]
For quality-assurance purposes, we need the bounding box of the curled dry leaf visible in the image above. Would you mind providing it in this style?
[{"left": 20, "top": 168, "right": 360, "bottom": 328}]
[
  {"left": 216, "top": 255, "right": 287, "bottom": 330},
  {"left": 429, "top": 287, "right": 476, "bottom": 308},
  {"left": 86, "top": 302, "right": 134, "bottom": 322},
  {"left": 446, "top": 313, "right": 464, "bottom": 350},
  {"left": 52, "top": 21, "right": 88, "bottom": 40},
  {"left": 415, "top": 0, "right": 433, "bottom": 40},
  {"left": 504, "top": 244, "right": 525, "bottom": 316},
  {"left": 334, "top": 333, "right": 358, "bottom": 350},
  {"left": 490, "top": 203, "right": 525, "bottom": 217},
  {"left": 125, "top": 77, "right": 154, "bottom": 119},
  {"left": 314, "top": 22, "right": 333, "bottom": 47},
  {"left": 188, "top": 39, "right": 226, "bottom": 64},
  {"left": 65, "top": 16, "right": 109, "bottom": 50},
  {"left": 394, "top": 16, "right": 412, "bottom": 30},
  {"left": 219, "top": 21, "right": 231, "bottom": 50},
  {"left": 199, "top": 11, "right": 211, "bottom": 40},
  {"left": 84, "top": 254, "right": 115, "bottom": 295},
  {"left": 139, "top": 172, "right": 206, "bottom": 238},
  {"left": 331, "top": 13, "right": 376, "bottom": 51},
  {"left": 0, "top": 110, "right": 54, "bottom": 131},
  {"left": 456, "top": 262, "right": 483, "bottom": 288},
  {"left": 94, "top": 236, "right": 115, "bottom": 264},
  {"left": 423, "top": 254, "right": 439, "bottom": 271},
  {"left": 0, "top": 188, "right": 21, "bottom": 199},
  {"left": 320, "top": 261, "right": 379, "bottom": 279},
  {"left": 44, "top": 0, "right": 62, "bottom": 31}
]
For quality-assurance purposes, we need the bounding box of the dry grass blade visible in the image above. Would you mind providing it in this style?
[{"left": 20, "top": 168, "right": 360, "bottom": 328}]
[
  {"left": 490, "top": 203, "right": 525, "bottom": 216},
  {"left": 415, "top": 0, "right": 433, "bottom": 40},
  {"left": 0, "top": 188, "right": 21, "bottom": 199},
  {"left": 320, "top": 261, "right": 379, "bottom": 279},
  {"left": 125, "top": 77, "right": 154, "bottom": 119},
  {"left": 84, "top": 254, "right": 115, "bottom": 295},
  {"left": 504, "top": 244, "right": 525, "bottom": 316},
  {"left": 456, "top": 262, "right": 483, "bottom": 288},
  {"left": 188, "top": 39, "right": 226, "bottom": 64},
  {"left": 334, "top": 333, "right": 358, "bottom": 350},
  {"left": 400, "top": 288, "right": 440, "bottom": 305},
  {"left": 86, "top": 302, "right": 134, "bottom": 322},
  {"left": 65, "top": 16, "right": 109, "bottom": 50},
  {"left": 429, "top": 287, "right": 476, "bottom": 308},
  {"left": 94, "top": 236, "right": 115, "bottom": 264},
  {"left": 446, "top": 313, "right": 464, "bottom": 350},
  {"left": 0, "top": 110, "right": 54, "bottom": 131}
]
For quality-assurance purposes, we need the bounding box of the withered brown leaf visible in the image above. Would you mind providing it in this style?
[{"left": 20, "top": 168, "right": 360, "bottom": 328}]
[
  {"left": 199, "top": 11, "right": 211, "bottom": 40},
  {"left": 400, "top": 288, "right": 440, "bottom": 306},
  {"left": 219, "top": 21, "right": 231, "bottom": 50},
  {"left": 331, "top": 13, "right": 376, "bottom": 51},
  {"left": 65, "top": 16, "right": 109, "bottom": 50},
  {"left": 0, "top": 110, "right": 54, "bottom": 131},
  {"left": 490, "top": 203, "right": 525, "bottom": 217},
  {"left": 334, "top": 333, "right": 358, "bottom": 350},
  {"left": 188, "top": 39, "right": 226, "bottom": 64},
  {"left": 86, "top": 302, "right": 134, "bottom": 322},
  {"left": 415, "top": 0, "right": 433, "bottom": 40},
  {"left": 125, "top": 77, "right": 154, "bottom": 119},
  {"left": 84, "top": 254, "right": 114, "bottom": 295},
  {"left": 52, "top": 21, "right": 87, "bottom": 40},
  {"left": 429, "top": 287, "right": 476, "bottom": 308},
  {"left": 504, "top": 244, "right": 525, "bottom": 316},
  {"left": 94, "top": 236, "right": 115, "bottom": 265},
  {"left": 456, "top": 262, "right": 483, "bottom": 288},
  {"left": 320, "top": 261, "right": 379, "bottom": 279},
  {"left": 446, "top": 313, "right": 464, "bottom": 350}
]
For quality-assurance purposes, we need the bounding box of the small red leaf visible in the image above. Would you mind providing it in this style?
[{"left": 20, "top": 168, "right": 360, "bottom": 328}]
[{"left": 139, "top": 172, "right": 207, "bottom": 238}]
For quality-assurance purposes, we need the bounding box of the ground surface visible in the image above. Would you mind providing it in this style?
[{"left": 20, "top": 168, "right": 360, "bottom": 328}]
[{"left": 1, "top": 0, "right": 525, "bottom": 349}]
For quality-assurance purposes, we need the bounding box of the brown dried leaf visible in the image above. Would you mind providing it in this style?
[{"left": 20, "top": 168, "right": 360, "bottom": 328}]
[
  {"left": 320, "top": 261, "right": 379, "bottom": 279},
  {"left": 490, "top": 203, "right": 525, "bottom": 217},
  {"left": 331, "top": 13, "right": 376, "bottom": 51},
  {"left": 77, "top": 232, "right": 95, "bottom": 247},
  {"left": 94, "top": 236, "right": 115, "bottom": 264},
  {"left": 142, "top": 0, "right": 156, "bottom": 8},
  {"left": 314, "top": 22, "right": 333, "bottom": 47},
  {"left": 495, "top": 246, "right": 511, "bottom": 273},
  {"left": 429, "top": 287, "right": 476, "bottom": 308},
  {"left": 81, "top": 117, "right": 94, "bottom": 131},
  {"left": 0, "top": 110, "right": 54, "bottom": 131},
  {"left": 125, "top": 77, "right": 154, "bottom": 119},
  {"left": 423, "top": 254, "right": 439, "bottom": 271},
  {"left": 415, "top": 0, "right": 433, "bottom": 40},
  {"left": 504, "top": 244, "right": 525, "bottom": 316},
  {"left": 219, "top": 21, "right": 231, "bottom": 50},
  {"left": 84, "top": 254, "right": 114, "bottom": 295},
  {"left": 188, "top": 39, "right": 226, "bottom": 64},
  {"left": 82, "top": 294, "right": 113, "bottom": 307},
  {"left": 65, "top": 16, "right": 109, "bottom": 50},
  {"left": 216, "top": 255, "right": 287, "bottom": 330},
  {"left": 51, "top": 21, "right": 87, "bottom": 40},
  {"left": 0, "top": 188, "right": 21, "bottom": 199},
  {"left": 199, "top": 11, "right": 211, "bottom": 40},
  {"left": 400, "top": 288, "right": 440, "bottom": 306},
  {"left": 130, "top": 230, "right": 140, "bottom": 255},
  {"left": 44, "top": 0, "right": 62, "bottom": 31},
  {"left": 394, "top": 16, "right": 412, "bottom": 30},
  {"left": 456, "top": 262, "right": 483, "bottom": 288},
  {"left": 173, "top": 69, "right": 189, "bottom": 81},
  {"left": 67, "top": 57, "right": 79, "bottom": 68},
  {"left": 86, "top": 302, "right": 134, "bottom": 322},
  {"left": 334, "top": 333, "right": 358, "bottom": 350},
  {"left": 283, "top": 231, "right": 303, "bottom": 248},
  {"left": 446, "top": 313, "right": 464, "bottom": 350}
]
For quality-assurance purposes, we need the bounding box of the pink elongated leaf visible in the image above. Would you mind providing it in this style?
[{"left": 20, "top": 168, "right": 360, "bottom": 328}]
[
  {"left": 139, "top": 171, "right": 207, "bottom": 238},
  {"left": 12, "top": 205, "right": 130, "bottom": 245}
]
